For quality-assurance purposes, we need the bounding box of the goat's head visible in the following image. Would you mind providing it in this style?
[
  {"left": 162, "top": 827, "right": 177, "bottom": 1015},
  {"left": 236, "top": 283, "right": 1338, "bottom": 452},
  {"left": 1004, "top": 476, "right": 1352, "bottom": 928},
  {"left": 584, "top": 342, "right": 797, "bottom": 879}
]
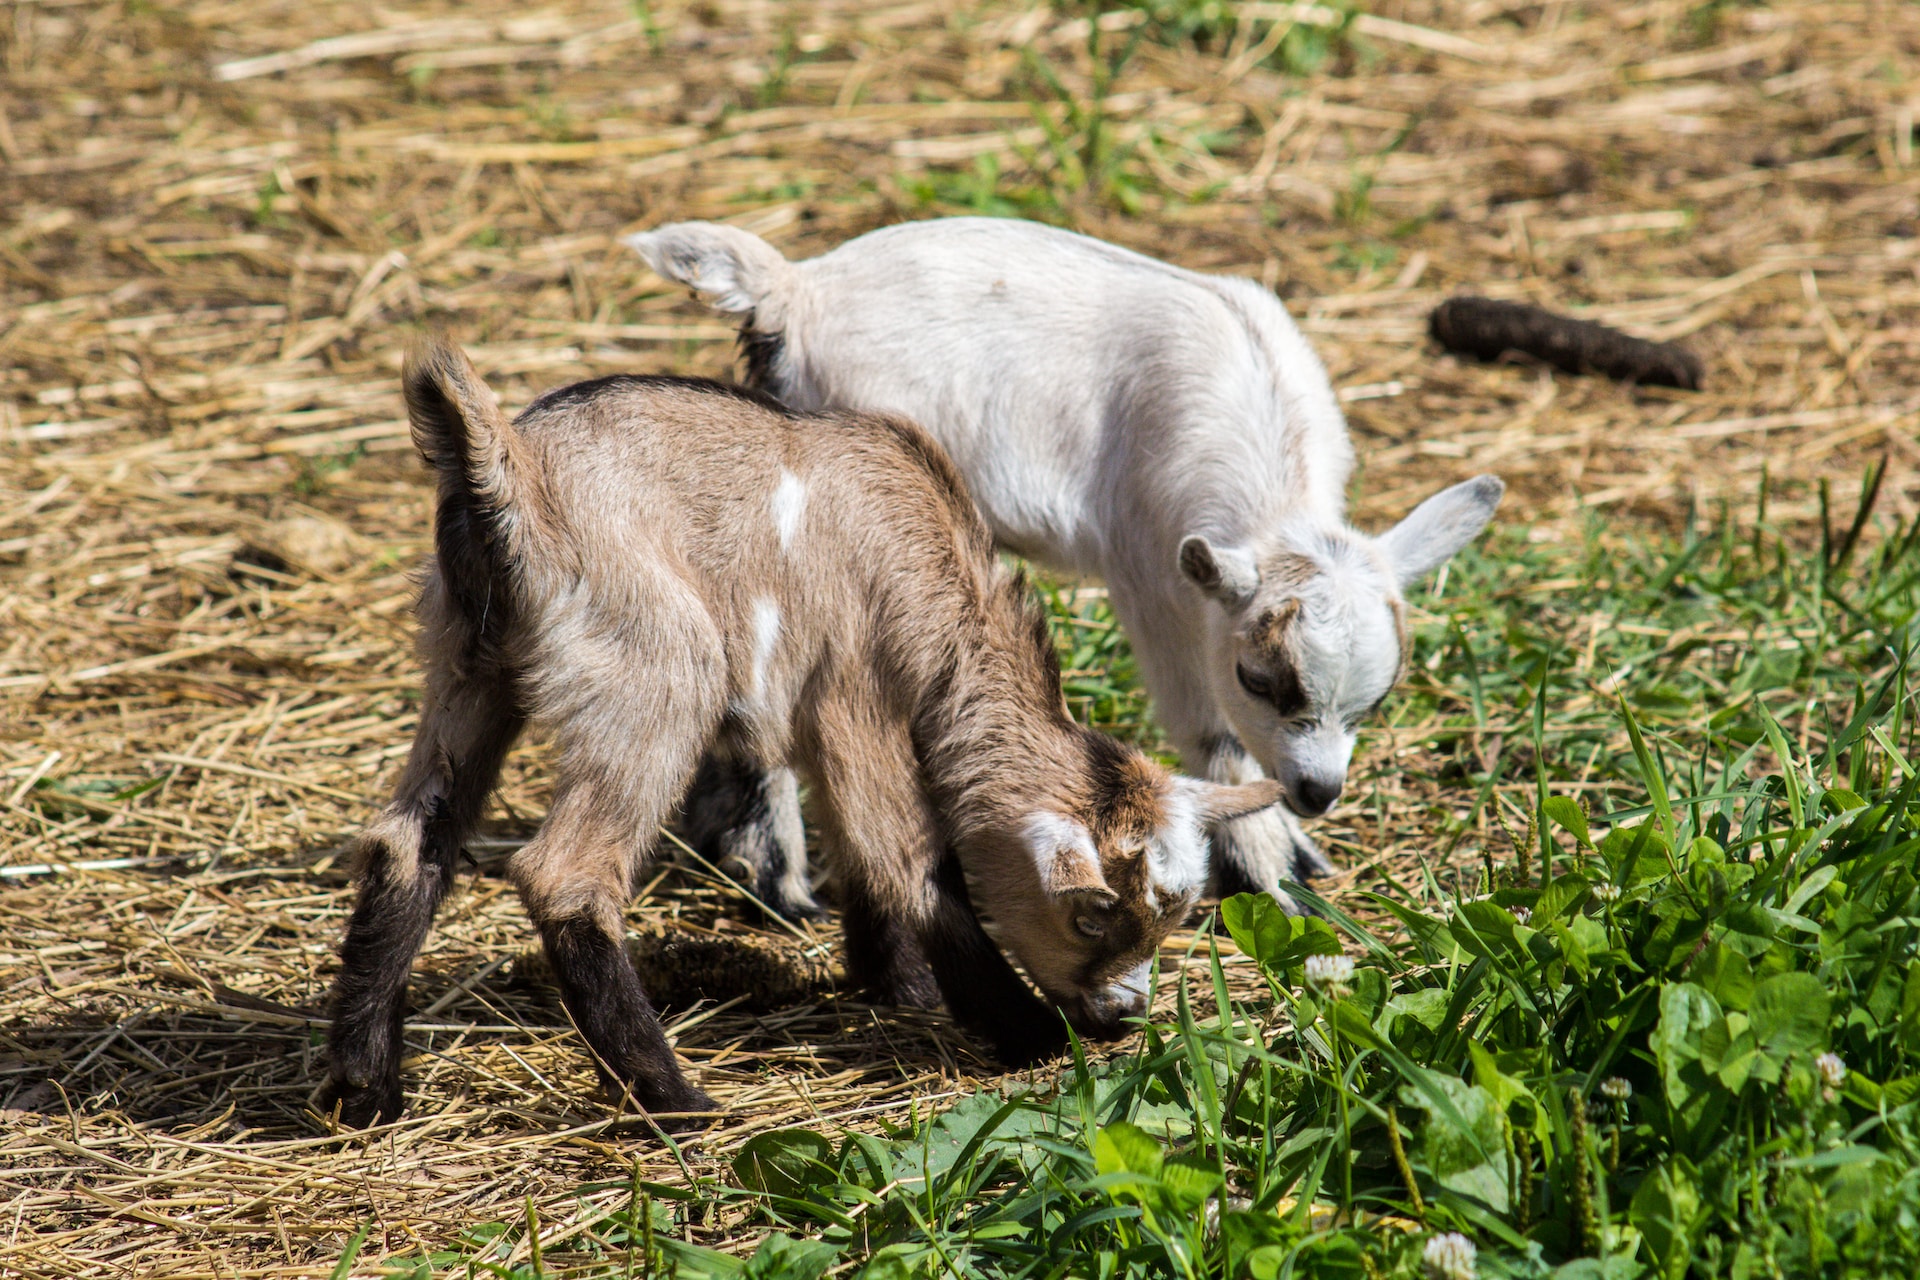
[
  {"left": 972, "top": 741, "right": 1284, "bottom": 1038},
  {"left": 1178, "top": 475, "right": 1504, "bottom": 819}
]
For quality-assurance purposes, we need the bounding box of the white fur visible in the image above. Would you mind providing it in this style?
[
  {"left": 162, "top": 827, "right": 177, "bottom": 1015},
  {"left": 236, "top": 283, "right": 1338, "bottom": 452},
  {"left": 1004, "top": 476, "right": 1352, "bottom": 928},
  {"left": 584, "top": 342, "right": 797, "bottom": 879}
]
[
  {"left": 749, "top": 597, "right": 780, "bottom": 701},
  {"left": 631, "top": 217, "right": 1503, "bottom": 903},
  {"left": 772, "top": 468, "right": 806, "bottom": 550},
  {"left": 1021, "top": 810, "right": 1100, "bottom": 893},
  {"left": 1149, "top": 779, "right": 1213, "bottom": 901}
]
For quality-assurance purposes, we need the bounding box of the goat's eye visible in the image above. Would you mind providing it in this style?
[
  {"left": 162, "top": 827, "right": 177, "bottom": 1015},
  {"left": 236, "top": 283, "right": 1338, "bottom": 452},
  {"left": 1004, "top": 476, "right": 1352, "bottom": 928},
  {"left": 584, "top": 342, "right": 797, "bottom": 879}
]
[
  {"left": 1074, "top": 915, "right": 1106, "bottom": 939},
  {"left": 1236, "top": 664, "right": 1274, "bottom": 701}
]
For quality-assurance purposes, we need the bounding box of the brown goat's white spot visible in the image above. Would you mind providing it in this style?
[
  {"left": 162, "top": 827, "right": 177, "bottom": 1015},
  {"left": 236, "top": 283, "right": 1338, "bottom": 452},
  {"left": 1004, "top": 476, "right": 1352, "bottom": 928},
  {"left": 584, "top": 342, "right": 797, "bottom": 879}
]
[
  {"left": 772, "top": 469, "right": 806, "bottom": 550},
  {"left": 750, "top": 598, "right": 781, "bottom": 700}
]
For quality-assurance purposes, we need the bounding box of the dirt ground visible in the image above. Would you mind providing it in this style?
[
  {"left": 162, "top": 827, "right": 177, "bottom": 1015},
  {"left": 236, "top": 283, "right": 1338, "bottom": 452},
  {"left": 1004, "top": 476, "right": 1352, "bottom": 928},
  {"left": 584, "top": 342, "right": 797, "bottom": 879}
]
[{"left": 2, "top": 0, "right": 1918, "bottom": 1273}]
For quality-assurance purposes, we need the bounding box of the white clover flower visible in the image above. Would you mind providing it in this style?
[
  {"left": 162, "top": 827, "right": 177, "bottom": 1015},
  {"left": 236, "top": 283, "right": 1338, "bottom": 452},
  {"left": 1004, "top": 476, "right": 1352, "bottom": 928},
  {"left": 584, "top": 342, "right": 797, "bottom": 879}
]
[
  {"left": 1600, "top": 1077, "right": 1632, "bottom": 1102},
  {"left": 1510, "top": 906, "right": 1532, "bottom": 925},
  {"left": 1592, "top": 883, "right": 1623, "bottom": 905},
  {"left": 1816, "top": 1053, "right": 1847, "bottom": 1089},
  {"left": 1304, "top": 954, "right": 1355, "bottom": 986},
  {"left": 1423, "top": 1231, "right": 1477, "bottom": 1280},
  {"left": 1303, "top": 953, "right": 1355, "bottom": 998}
]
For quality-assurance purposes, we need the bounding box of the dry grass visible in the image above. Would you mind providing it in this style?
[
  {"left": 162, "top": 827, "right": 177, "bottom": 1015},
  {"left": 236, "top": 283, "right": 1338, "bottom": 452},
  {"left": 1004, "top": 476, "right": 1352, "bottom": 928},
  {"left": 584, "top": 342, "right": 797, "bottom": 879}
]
[{"left": 2, "top": 0, "right": 1918, "bottom": 1273}]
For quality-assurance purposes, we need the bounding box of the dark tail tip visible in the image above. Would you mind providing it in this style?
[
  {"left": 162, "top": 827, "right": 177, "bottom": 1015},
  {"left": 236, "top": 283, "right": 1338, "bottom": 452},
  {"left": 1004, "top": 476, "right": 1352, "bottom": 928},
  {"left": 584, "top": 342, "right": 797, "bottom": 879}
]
[{"left": 403, "top": 332, "right": 478, "bottom": 475}]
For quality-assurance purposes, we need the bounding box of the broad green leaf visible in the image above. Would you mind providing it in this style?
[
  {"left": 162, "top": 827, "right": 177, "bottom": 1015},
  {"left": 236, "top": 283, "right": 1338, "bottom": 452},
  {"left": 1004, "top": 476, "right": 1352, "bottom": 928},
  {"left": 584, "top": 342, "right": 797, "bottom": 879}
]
[
  {"left": 1093, "top": 1121, "right": 1162, "bottom": 1178},
  {"left": 1630, "top": 1164, "right": 1702, "bottom": 1280},
  {"left": 1652, "top": 983, "right": 1721, "bottom": 1107},
  {"left": 1748, "top": 971, "right": 1830, "bottom": 1058},
  {"left": 856, "top": 1247, "right": 920, "bottom": 1280},
  {"left": 1536, "top": 872, "right": 1592, "bottom": 922},
  {"left": 1346, "top": 965, "right": 1390, "bottom": 1023},
  {"left": 1690, "top": 942, "right": 1755, "bottom": 1011},
  {"left": 1220, "top": 893, "right": 1342, "bottom": 976},
  {"left": 732, "top": 1129, "right": 836, "bottom": 1199},
  {"left": 1824, "top": 786, "right": 1868, "bottom": 812},
  {"left": 1401, "top": 1074, "right": 1509, "bottom": 1212},
  {"left": 912, "top": 1090, "right": 1045, "bottom": 1182},
  {"left": 743, "top": 1234, "right": 839, "bottom": 1280},
  {"left": 1601, "top": 820, "right": 1669, "bottom": 888},
  {"left": 1384, "top": 986, "right": 1451, "bottom": 1033},
  {"left": 1468, "top": 1040, "right": 1537, "bottom": 1119},
  {"left": 1542, "top": 794, "right": 1592, "bottom": 847},
  {"left": 1158, "top": 1153, "right": 1224, "bottom": 1212}
]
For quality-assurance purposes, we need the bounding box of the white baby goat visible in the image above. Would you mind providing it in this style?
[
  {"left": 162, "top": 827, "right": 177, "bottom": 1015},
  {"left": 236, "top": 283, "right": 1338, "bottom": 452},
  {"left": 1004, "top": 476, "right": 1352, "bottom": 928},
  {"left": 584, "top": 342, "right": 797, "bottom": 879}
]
[{"left": 630, "top": 216, "right": 1502, "bottom": 915}]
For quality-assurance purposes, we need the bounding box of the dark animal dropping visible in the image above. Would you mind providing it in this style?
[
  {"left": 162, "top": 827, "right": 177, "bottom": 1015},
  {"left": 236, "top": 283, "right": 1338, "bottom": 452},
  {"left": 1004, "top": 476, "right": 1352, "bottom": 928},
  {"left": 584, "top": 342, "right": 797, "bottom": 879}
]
[{"left": 1430, "top": 296, "right": 1702, "bottom": 390}]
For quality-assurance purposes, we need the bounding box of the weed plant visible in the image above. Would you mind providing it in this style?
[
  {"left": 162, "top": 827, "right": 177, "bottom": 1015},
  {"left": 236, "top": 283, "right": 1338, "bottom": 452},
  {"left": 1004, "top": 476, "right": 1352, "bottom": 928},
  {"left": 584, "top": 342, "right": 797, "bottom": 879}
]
[{"left": 381, "top": 473, "right": 1919, "bottom": 1278}]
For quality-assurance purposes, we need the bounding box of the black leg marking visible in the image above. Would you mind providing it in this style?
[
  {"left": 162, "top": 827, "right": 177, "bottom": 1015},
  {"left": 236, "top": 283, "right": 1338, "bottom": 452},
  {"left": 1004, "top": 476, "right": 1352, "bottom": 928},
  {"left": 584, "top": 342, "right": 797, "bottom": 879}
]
[
  {"left": 323, "top": 800, "right": 461, "bottom": 1128},
  {"left": 539, "top": 914, "right": 715, "bottom": 1128},
  {"left": 922, "top": 858, "right": 1067, "bottom": 1067},
  {"left": 323, "top": 674, "right": 522, "bottom": 1128},
  {"left": 682, "top": 754, "right": 822, "bottom": 922},
  {"left": 838, "top": 878, "right": 940, "bottom": 1011},
  {"left": 1210, "top": 845, "right": 1267, "bottom": 900}
]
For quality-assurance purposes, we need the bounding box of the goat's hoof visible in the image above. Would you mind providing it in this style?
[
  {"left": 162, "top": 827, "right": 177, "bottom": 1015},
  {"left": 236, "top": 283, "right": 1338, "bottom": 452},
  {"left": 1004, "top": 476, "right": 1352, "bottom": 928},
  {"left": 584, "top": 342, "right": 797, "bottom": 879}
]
[
  {"left": 1287, "top": 834, "right": 1337, "bottom": 882},
  {"left": 1211, "top": 806, "right": 1336, "bottom": 901},
  {"left": 646, "top": 1087, "right": 719, "bottom": 1134},
  {"left": 865, "top": 966, "right": 942, "bottom": 1012},
  {"left": 755, "top": 889, "right": 827, "bottom": 925},
  {"left": 317, "top": 1076, "right": 403, "bottom": 1129}
]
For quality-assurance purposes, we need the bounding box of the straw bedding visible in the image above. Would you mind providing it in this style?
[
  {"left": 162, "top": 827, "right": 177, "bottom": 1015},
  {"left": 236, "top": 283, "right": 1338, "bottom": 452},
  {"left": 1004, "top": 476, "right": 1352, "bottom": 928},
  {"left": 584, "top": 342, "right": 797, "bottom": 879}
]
[{"left": 2, "top": 0, "right": 1916, "bottom": 1271}]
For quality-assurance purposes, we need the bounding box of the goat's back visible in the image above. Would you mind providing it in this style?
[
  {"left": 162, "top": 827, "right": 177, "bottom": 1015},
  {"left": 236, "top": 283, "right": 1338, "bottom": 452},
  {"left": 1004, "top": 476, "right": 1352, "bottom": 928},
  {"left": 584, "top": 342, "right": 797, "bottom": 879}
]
[
  {"left": 469, "top": 374, "right": 1012, "bottom": 743},
  {"left": 508, "top": 375, "right": 983, "bottom": 573},
  {"left": 766, "top": 218, "right": 1354, "bottom": 561}
]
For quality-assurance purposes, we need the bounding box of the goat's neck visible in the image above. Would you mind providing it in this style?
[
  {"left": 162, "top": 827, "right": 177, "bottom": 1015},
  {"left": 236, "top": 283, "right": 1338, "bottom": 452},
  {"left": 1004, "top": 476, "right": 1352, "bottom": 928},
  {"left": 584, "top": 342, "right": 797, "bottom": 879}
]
[{"left": 914, "top": 634, "right": 1084, "bottom": 841}]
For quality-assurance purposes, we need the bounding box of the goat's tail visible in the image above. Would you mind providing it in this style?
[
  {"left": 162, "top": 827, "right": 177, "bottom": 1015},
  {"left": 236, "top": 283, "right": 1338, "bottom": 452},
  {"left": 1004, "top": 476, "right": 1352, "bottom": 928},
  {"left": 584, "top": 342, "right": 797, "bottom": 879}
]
[
  {"left": 624, "top": 221, "right": 797, "bottom": 323},
  {"left": 403, "top": 335, "right": 529, "bottom": 649},
  {"left": 404, "top": 334, "right": 519, "bottom": 510}
]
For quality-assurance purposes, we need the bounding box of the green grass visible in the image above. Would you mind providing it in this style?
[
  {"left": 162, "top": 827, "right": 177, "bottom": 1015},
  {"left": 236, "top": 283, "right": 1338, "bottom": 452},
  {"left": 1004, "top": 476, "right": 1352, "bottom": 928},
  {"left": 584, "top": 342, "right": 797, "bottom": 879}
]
[{"left": 371, "top": 470, "right": 1920, "bottom": 1278}]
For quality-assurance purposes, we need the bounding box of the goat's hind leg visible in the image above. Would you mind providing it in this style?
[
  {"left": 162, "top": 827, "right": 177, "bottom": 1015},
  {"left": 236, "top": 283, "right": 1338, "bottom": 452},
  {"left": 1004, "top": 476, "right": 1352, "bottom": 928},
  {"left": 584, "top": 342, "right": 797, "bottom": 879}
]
[
  {"left": 323, "top": 667, "right": 522, "bottom": 1127},
  {"left": 682, "top": 754, "right": 820, "bottom": 921},
  {"left": 514, "top": 672, "right": 722, "bottom": 1127},
  {"left": 516, "top": 800, "right": 716, "bottom": 1125}
]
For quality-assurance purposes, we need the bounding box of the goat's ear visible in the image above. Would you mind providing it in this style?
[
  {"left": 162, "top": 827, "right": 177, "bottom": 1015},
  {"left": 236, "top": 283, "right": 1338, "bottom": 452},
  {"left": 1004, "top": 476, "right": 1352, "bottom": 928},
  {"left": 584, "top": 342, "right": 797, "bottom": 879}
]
[
  {"left": 1377, "top": 475, "right": 1505, "bottom": 588},
  {"left": 1182, "top": 777, "right": 1286, "bottom": 824},
  {"left": 1178, "top": 535, "right": 1260, "bottom": 607},
  {"left": 1022, "top": 813, "right": 1112, "bottom": 900}
]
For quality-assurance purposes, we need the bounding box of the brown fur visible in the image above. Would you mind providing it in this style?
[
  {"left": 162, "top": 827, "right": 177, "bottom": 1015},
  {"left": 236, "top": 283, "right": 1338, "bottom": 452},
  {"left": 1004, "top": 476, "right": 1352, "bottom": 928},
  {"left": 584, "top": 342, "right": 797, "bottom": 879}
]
[{"left": 321, "top": 336, "right": 1281, "bottom": 1127}]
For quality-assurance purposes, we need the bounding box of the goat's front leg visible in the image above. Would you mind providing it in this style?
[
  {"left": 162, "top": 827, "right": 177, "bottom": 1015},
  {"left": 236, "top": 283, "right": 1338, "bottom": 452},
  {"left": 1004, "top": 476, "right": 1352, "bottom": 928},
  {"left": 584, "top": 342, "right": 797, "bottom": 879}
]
[
  {"left": 919, "top": 856, "right": 1068, "bottom": 1066},
  {"left": 682, "top": 753, "right": 821, "bottom": 921},
  {"left": 324, "top": 665, "right": 523, "bottom": 1127},
  {"left": 1198, "top": 733, "right": 1334, "bottom": 910},
  {"left": 808, "top": 711, "right": 1063, "bottom": 1066}
]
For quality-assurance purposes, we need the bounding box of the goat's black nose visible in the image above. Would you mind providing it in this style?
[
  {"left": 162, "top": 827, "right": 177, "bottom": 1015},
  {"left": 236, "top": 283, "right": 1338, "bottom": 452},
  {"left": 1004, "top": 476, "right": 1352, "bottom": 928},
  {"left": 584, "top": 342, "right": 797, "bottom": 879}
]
[{"left": 1291, "top": 777, "right": 1343, "bottom": 817}]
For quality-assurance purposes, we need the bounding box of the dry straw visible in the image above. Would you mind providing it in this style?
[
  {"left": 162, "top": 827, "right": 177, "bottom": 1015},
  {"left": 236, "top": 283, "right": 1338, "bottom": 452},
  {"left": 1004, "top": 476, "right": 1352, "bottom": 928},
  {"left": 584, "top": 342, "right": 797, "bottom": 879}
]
[{"left": 2, "top": 0, "right": 1917, "bottom": 1272}]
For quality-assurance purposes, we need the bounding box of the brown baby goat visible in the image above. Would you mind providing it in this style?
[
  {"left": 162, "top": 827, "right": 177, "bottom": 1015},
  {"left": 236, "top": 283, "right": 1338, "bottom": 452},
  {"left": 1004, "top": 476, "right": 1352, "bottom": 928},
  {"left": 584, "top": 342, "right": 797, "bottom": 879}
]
[{"left": 321, "top": 337, "right": 1283, "bottom": 1129}]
